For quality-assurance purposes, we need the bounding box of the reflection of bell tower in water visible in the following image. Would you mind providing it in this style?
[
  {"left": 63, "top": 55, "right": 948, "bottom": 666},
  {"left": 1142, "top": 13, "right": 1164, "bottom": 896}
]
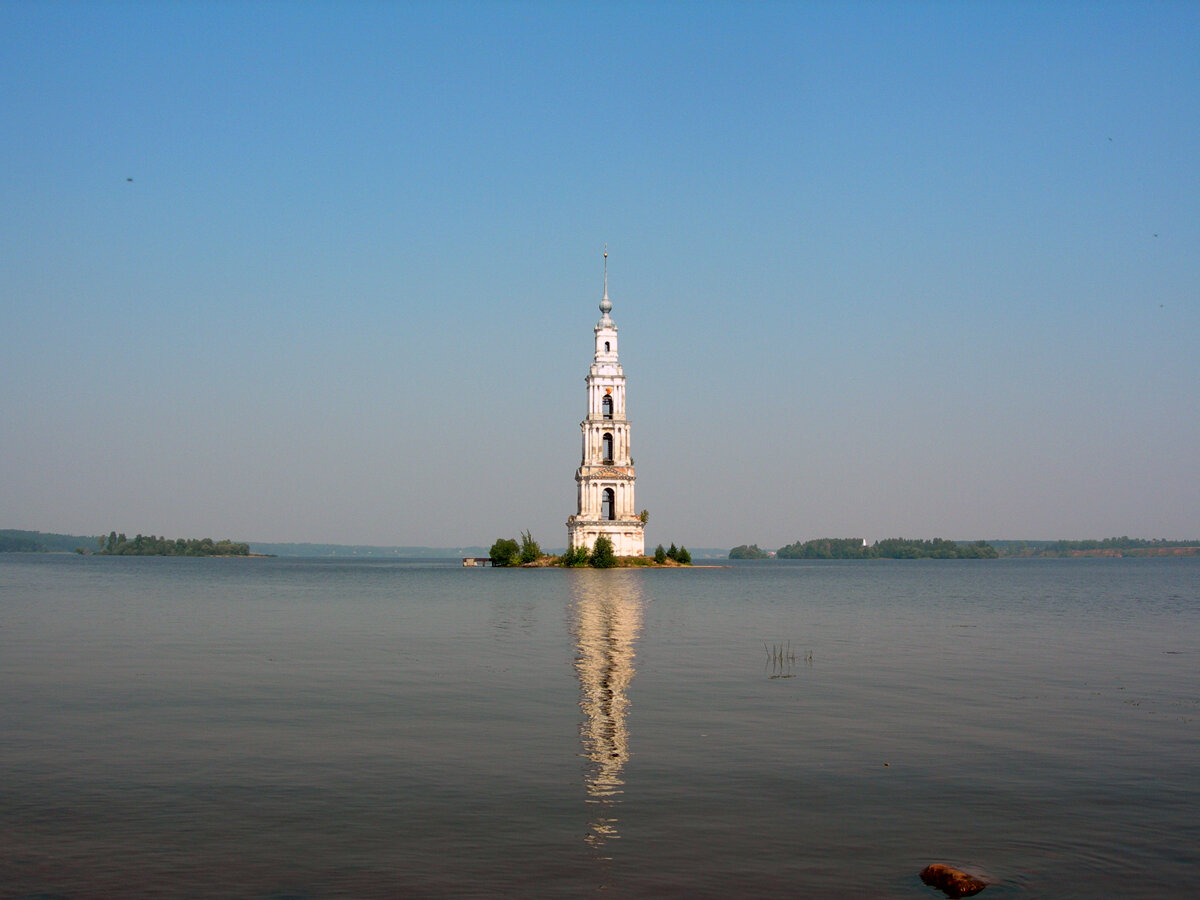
[
  {"left": 565, "top": 250, "right": 646, "bottom": 557},
  {"left": 569, "top": 571, "right": 644, "bottom": 851}
]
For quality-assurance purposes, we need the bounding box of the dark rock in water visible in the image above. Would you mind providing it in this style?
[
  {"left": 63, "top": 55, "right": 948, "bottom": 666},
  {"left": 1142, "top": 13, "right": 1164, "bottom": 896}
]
[{"left": 920, "top": 863, "right": 987, "bottom": 898}]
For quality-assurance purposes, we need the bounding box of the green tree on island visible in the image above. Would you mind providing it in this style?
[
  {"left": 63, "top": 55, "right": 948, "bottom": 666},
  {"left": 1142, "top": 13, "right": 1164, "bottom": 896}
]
[
  {"left": 519, "top": 530, "right": 541, "bottom": 564},
  {"left": 489, "top": 537, "right": 520, "bottom": 567},
  {"left": 561, "top": 544, "right": 590, "bottom": 567},
  {"left": 588, "top": 535, "right": 617, "bottom": 568}
]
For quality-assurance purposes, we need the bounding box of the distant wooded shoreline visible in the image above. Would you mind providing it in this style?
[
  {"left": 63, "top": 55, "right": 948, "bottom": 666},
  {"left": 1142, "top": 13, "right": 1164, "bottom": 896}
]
[
  {"left": 1, "top": 530, "right": 252, "bottom": 557},
  {"left": 730, "top": 536, "right": 1200, "bottom": 560},
  {"left": 4, "top": 530, "right": 1198, "bottom": 560}
]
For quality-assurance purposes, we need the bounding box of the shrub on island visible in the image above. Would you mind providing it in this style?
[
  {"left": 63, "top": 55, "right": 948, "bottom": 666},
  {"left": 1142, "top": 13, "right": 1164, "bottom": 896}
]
[
  {"left": 588, "top": 535, "right": 617, "bottom": 568},
  {"left": 561, "top": 544, "right": 590, "bottom": 567},
  {"left": 489, "top": 537, "right": 521, "bottom": 567},
  {"left": 519, "top": 530, "right": 541, "bottom": 564}
]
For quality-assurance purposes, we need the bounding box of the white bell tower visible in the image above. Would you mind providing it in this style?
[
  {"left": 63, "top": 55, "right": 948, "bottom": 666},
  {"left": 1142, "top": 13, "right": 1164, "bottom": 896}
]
[{"left": 566, "top": 250, "right": 646, "bottom": 557}]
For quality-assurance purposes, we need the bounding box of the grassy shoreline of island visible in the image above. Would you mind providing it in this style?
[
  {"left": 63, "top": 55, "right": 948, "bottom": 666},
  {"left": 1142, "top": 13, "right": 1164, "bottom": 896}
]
[{"left": 488, "top": 532, "right": 694, "bottom": 568}]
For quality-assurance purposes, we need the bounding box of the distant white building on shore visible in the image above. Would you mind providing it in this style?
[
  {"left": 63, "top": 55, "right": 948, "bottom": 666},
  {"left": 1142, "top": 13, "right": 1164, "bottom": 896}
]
[{"left": 566, "top": 252, "right": 646, "bottom": 557}]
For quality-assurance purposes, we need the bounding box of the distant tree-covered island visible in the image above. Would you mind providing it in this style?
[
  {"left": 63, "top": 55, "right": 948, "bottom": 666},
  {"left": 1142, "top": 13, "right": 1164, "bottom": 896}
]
[
  {"left": 98, "top": 532, "right": 252, "bottom": 557},
  {"left": 776, "top": 537, "right": 998, "bottom": 559},
  {"left": 729, "top": 543, "right": 770, "bottom": 559}
]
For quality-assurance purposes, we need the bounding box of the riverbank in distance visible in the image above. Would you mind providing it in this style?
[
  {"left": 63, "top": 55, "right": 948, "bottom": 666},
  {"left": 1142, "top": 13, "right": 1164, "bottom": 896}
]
[{"left": 8, "top": 530, "right": 1198, "bottom": 561}]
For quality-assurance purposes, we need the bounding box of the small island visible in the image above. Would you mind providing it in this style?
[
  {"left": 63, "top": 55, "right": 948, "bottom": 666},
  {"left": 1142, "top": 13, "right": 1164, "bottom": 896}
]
[
  {"left": 729, "top": 543, "right": 770, "bottom": 559},
  {"left": 489, "top": 531, "right": 692, "bottom": 568},
  {"left": 98, "top": 532, "right": 253, "bottom": 557}
]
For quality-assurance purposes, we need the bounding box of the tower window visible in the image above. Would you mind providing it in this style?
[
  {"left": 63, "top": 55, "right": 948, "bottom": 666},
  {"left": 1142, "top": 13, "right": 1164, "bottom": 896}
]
[
  {"left": 602, "top": 395, "right": 613, "bottom": 419},
  {"left": 605, "top": 341, "right": 610, "bottom": 353},
  {"left": 602, "top": 488, "right": 615, "bottom": 521},
  {"left": 602, "top": 432, "right": 613, "bottom": 464}
]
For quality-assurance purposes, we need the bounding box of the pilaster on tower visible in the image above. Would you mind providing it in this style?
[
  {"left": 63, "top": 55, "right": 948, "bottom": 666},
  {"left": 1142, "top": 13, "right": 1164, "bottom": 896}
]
[{"left": 566, "top": 251, "right": 645, "bottom": 557}]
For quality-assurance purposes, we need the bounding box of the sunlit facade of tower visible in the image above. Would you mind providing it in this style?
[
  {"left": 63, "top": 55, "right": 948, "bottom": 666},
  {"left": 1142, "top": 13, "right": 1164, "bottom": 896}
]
[{"left": 566, "top": 253, "right": 646, "bottom": 557}]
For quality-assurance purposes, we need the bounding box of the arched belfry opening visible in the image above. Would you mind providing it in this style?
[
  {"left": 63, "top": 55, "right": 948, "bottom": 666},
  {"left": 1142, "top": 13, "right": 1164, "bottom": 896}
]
[{"left": 566, "top": 249, "right": 646, "bottom": 557}]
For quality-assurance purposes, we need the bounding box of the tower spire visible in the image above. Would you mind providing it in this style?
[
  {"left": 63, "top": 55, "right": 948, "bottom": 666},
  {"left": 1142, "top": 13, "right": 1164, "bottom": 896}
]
[
  {"left": 603, "top": 244, "right": 608, "bottom": 301},
  {"left": 599, "top": 245, "right": 613, "bottom": 322}
]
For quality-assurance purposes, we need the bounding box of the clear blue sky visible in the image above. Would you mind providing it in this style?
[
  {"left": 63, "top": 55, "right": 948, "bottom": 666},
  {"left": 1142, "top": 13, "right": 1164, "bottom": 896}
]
[{"left": 2, "top": 1, "right": 1197, "bottom": 549}]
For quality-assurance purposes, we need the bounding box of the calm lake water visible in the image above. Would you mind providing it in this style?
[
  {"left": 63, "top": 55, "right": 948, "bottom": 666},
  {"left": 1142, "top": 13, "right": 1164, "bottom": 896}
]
[{"left": 1, "top": 554, "right": 1197, "bottom": 899}]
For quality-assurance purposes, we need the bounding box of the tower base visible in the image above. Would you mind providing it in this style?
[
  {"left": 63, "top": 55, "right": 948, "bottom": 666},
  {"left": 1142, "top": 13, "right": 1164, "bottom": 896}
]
[{"left": 567, "top": 518, "right": 645, "bottom": 558}]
